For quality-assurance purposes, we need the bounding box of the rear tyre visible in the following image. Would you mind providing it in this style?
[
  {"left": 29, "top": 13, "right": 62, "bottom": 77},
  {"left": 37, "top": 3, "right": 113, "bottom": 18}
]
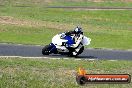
[
  {"left": 74, "top": 46, "right": 84, "bottom": 57},
  {"left": 42, "top": 45, "right": 50, "bottom": 55}
]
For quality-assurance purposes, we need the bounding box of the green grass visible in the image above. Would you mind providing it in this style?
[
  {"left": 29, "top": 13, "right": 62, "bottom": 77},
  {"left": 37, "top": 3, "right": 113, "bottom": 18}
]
[
  {"left": 0, "top": 57, "right": 132, "bottom": 88},
  {"left": 0, "top": 23, "right": 132, "bottom": 49},
  {"left": 0, "top": 24, "right": 60, "bottom": 45},
  {"left": 0, "top": 1, "right": 132, "bottom": 49}
]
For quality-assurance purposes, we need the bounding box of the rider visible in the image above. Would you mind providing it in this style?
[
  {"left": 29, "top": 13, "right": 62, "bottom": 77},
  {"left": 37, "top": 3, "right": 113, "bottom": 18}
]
[
  {"left": 64, "top": 26, "right": 83, "bottom": 48},
  {"left": 60, "top": 26, "right": 84, "bottom": 56}
]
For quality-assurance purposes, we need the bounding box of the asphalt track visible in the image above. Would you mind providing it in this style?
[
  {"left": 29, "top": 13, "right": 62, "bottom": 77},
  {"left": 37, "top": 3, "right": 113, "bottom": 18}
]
[{"left": 0, "top": 44, "right": 132, "bottom": 60}]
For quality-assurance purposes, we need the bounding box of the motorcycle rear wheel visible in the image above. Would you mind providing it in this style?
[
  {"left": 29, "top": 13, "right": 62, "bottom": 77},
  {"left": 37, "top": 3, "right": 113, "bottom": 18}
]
[{"left": 78, "top": 46, "right": 84, "bottom": 55}]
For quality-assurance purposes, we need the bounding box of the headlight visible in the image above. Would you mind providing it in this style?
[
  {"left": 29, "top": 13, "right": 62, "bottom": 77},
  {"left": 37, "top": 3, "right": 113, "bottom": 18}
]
[{"left": 60, "top": 33, "right": 66, "bottom": 39}]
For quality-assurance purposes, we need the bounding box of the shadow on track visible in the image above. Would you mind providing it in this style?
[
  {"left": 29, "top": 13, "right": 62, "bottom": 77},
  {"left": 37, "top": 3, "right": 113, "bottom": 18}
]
[
  {"left": 76, "top": 55, "right": 97, "bottom": 59},
  {"left": 43, "top": 54, "right": 98, "bottom": 59}
]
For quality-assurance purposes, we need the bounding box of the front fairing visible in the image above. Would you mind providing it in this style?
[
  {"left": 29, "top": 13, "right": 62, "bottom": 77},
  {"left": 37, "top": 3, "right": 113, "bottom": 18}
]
[{"left": 52, "top": 34, "right": 68, "bottom": 46}]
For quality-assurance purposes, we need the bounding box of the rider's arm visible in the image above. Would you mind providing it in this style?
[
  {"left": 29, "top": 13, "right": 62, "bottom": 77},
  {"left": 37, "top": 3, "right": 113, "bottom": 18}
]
[
  {"left": 71, "top": 34, "right": 83, "bottom": 48},
  {"left": 65, "top": 31, "right": 74, "bottom": 36}
]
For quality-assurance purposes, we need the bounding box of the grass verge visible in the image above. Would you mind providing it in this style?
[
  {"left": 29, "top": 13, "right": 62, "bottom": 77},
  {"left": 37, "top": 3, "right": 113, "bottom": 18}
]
[{"left": 0, "top": 57, "right": 132, "bottom": 88}]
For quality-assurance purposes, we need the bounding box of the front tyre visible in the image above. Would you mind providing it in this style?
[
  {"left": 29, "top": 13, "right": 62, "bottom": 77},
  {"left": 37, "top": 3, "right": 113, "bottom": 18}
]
[{"left": 42, "top": 45, "right": 50, "bottom": 55}]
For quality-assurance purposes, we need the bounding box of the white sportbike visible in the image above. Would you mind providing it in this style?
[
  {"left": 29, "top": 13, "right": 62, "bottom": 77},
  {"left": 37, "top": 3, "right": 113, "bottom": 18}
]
[{"left": 42, "top": 33, "right": 91, "bottom": 57}]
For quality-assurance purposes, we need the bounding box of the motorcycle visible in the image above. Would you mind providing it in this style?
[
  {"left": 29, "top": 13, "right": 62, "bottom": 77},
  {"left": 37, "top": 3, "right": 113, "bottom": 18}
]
[{"left": 42, "top": 33, "right": 91, "bottom": 57}]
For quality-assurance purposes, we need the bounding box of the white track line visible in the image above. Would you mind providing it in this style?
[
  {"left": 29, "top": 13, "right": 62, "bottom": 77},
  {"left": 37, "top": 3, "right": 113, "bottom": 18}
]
[
  {"left": 86, "top": 59, "right": 96, "bottom": 61},
  {"left": 109, "top": 60, "right": 118, "bottom": 61},
  {"left": 74, "top": 59, "right": 82, "bottom": 60},
  {"left": 0, "top": 56, "right": 117, "bottom": 61}
]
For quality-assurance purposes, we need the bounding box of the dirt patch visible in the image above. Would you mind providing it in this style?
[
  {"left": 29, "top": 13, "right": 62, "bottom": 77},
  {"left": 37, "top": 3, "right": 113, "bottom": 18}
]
[
  {"left": 121, "top": 0, "right": 132, "bottom": 2},
  {"left": 65, "top": 0, "right": 132, "bottom": 2},
  {"left": 91, "top": 0, "right": 132, "bottom": 2},
  {"left": 0, "top": 16, "right": 75, "bottom": 31}
]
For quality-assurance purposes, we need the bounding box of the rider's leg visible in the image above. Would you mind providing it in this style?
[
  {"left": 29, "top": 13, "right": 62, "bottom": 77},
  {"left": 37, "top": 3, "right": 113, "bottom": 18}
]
[{"left": 72, "top": 44, "right": 83, "bottom": 55}]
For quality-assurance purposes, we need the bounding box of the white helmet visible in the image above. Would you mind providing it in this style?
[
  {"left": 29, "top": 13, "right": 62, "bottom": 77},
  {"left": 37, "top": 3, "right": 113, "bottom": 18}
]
[{"left": 74, "top": 26, "right": 82, "bottom": 34}]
